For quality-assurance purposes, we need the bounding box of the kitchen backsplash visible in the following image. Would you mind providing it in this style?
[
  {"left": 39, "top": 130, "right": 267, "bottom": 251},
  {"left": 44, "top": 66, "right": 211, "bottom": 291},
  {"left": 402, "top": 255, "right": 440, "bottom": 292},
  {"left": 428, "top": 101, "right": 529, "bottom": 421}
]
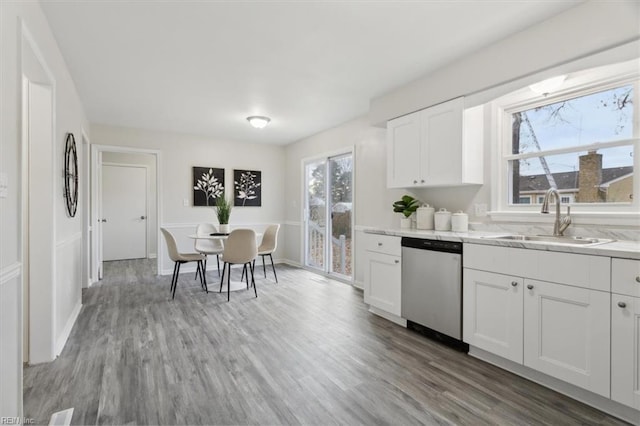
[{"left": 468, "top": 222, "right": 640, "bottom": 242}]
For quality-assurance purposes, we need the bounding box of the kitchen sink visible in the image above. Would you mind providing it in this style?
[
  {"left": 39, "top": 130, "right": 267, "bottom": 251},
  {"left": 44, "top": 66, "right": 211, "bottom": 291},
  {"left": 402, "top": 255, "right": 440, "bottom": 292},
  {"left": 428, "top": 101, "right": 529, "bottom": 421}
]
[{"left": 481, "top": 234, "right": 615, "bottom": 246}]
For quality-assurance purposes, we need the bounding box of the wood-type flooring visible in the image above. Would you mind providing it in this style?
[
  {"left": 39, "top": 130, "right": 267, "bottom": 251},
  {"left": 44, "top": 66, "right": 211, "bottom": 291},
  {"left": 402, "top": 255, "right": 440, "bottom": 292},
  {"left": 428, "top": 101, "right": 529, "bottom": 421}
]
[{"left": 23, "top": 259, "right": 628, "bottom": 425}]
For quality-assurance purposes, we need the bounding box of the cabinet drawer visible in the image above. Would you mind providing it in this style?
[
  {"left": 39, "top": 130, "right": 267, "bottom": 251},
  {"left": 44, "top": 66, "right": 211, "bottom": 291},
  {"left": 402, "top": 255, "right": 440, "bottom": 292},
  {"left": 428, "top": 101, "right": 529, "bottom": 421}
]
[
  {"left": 364, "top": 233, "right": 401, "bottom": 256},
  {"left": 464, "top": 243, "right": 610, "bottom": 292},
  {"left": 612, "top": 258, "right": 640, "bottom": 297}
]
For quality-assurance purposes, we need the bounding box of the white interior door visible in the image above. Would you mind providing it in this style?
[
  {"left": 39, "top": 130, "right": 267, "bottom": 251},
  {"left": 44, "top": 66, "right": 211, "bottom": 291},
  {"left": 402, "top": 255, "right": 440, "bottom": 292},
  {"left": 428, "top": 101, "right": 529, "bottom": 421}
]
[{"left": 102, "top": 164, "right": 147, "bottom": 261}]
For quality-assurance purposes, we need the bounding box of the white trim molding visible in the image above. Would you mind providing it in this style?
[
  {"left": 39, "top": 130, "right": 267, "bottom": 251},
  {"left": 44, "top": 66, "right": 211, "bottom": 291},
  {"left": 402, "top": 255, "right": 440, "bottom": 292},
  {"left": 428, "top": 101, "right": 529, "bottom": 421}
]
[
  {"left": 55, "top": 302, "right": 81, "bottom": 357},
  {"left": 56, "top": 232, "right": 82, "bottom": 249},
  {"left": 0, "top": 263, "right": 22, "bottom": 286}
]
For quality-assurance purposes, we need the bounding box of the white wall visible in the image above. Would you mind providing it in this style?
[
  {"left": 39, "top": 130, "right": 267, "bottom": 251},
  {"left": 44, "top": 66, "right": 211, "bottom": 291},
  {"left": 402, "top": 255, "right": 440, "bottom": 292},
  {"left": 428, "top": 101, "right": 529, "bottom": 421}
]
[
  {"left": 370, "top": 1, "right": 640, "bottom": 124},
  {"left": 0, "top": 0, "right": 88, "bottom": 418},
  {"left": 102, "top": 151, "right": 158, "bottom": 257},
  {"left": 284, "top": 116, "right": 407, "bottom": 285},
  {"left": 285, "top": 1, "right": 640, "bottom": 286},
  {"left": 90, "top": 124, "right": 286, "bottom": 274}
]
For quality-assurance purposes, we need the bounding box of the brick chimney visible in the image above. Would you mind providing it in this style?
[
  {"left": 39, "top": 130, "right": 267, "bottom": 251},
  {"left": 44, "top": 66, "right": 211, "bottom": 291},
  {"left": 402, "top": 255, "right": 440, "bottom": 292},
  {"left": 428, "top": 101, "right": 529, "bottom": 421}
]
[{"left": 577, "top": 150, "right": 604, "bottom": 202}]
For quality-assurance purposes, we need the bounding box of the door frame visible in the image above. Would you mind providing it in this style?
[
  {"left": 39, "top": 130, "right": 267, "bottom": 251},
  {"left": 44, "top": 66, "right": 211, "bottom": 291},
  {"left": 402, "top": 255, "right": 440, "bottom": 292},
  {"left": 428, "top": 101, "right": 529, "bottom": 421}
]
[
  {"left": 101, "top": 162, "right": 150, "bottom": 260},
  {"left": 300, "top": 147, "right": 355, "bottom": 283},
  {"left": 90, "top": 145, "right": 162, "bottom": 282},
  {"left": 20, "top": 20, "right": 58, "bottom": 368},
  {"left": 81, "top": 129, "right": 91, "bottom": 288}
]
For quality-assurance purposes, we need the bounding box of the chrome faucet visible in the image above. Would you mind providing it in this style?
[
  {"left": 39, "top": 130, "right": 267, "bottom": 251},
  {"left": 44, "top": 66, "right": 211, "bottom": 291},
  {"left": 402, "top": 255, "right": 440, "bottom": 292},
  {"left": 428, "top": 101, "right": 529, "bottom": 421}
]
[{"left": 541, "top": 188, "right": 571, "bottom": 236}]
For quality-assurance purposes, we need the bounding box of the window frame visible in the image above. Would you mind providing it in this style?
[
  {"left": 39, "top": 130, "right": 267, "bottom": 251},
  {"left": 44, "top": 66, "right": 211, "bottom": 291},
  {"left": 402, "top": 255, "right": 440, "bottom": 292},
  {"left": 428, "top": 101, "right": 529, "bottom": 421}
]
[{"left": 490, "top": 61, "right": 640, "bottom": 225}]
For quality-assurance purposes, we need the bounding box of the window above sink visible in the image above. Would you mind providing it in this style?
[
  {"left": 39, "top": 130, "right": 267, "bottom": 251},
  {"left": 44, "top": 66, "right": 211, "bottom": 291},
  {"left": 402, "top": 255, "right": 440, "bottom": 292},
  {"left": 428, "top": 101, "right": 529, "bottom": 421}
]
[{"left": 489, "top": 59, "right": 639, "bottom": 226}]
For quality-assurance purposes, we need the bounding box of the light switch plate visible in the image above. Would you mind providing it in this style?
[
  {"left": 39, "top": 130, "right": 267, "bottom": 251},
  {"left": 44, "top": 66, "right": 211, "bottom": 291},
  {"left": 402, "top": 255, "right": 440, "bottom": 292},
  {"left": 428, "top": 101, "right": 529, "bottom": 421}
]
[
  {"left": 0, "top": 172, "right": 8, "bottom": 198},
  {"left": 474, "top": 203, "right": 487, "bottom": 217}
]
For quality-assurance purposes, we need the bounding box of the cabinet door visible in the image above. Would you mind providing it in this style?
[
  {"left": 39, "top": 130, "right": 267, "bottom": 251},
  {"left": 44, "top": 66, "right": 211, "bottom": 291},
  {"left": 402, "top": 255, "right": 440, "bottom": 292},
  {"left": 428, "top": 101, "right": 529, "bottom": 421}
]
[
  {"left": 364, "top": 251, "right": 401, "bottom": 316},
  {"left": 420, "top": 97, "right": 463, "bottom": 185},
  {"left": 463, "top": 269, "right": 523, "bottom": 363},
  {"left": 612, "top": 258, "right": 640, "bottom": 297},
  {"left": 524, "top": 279, "right": 610, "bottom": 397},
  {"left": 387, "top": 111, "right": 421, "bottom": 188},
  {"left": 611, "top": 295, "right": 640, "bottom": 410}
]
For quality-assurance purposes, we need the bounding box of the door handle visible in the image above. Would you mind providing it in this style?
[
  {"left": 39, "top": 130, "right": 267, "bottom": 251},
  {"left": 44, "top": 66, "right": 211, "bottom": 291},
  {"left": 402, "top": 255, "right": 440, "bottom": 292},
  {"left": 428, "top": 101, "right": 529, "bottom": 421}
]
[
  {"left": 140, "top": 216, "right": 147, "bottom": 220},
  {"left": 100, "top": 219, "right": 107, "bottom": 223}
]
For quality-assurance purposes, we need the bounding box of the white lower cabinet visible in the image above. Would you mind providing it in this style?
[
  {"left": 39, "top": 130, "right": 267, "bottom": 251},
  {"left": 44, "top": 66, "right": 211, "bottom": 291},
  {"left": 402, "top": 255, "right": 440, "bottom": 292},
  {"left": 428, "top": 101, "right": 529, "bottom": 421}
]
[
  {"left": 523, "top": 279, "right": 610, "bottom": 397},
  {"left": 363, "top": 234, "right": 402, "bottom": 318},
  {"left": 463, "top": 269, "right": 523, "bottom": 363},
  {"left": 364, "top": 251, "right": 401, "bottom": 316},
  {"left": 611, "top": 294, "right": 640, "bottom": 410},
  {"left": 463, "top": 244, "right": 640, "bottom": 419}
]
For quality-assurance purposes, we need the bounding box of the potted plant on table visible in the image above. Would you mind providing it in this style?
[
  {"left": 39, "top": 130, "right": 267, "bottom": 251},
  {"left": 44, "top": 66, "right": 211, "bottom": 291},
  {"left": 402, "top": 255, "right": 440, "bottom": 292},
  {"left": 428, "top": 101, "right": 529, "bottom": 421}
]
[
  {"left": 215, "top": 195, "right": 232, "bottom": 234},
  {"left": 393, "top": 195, "right": 420, "bottom": 229}
]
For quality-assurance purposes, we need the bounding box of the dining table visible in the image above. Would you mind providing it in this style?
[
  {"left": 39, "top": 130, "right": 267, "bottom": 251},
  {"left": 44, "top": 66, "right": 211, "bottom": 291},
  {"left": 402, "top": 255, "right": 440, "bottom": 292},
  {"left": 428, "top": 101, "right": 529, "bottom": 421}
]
[{"left": 187, "top": 232, "right": 262, "bottom": 292}]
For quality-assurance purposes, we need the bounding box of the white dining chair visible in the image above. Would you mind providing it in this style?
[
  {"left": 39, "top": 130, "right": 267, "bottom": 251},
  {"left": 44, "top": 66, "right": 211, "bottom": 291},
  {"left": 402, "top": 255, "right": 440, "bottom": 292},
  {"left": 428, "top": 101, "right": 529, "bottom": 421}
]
[
  {"left": 254, "top": 224, "right": 280, "bottom": 283},
  {"left": 161, "top": 228, "right": 206, "bottom": 299},
  {"left": 194, "top": 223, "right": 224, "bottom": 279},
  {"left": 219, "top": 229, "right": 258, "bottom": 301}
]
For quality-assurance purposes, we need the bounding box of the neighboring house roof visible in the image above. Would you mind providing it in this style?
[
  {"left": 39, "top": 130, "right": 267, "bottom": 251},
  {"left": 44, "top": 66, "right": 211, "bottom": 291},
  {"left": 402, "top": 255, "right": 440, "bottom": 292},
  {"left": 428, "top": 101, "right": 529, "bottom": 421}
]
[{"left": 519, "top": 166, "right": 633, "bottom": 192}]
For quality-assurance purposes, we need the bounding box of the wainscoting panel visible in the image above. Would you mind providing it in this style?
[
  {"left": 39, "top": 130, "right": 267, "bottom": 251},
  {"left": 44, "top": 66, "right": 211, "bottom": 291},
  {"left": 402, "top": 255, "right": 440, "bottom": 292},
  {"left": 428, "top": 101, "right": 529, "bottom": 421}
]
[
  {"left": 282, "top": 221, "right": 301, "bottom": 266},
  {"left": 0, "top": 262, "right": 22, "bottom": 417},
  {"left": 55, "top": 232, "right": 83, "bottom": 356}
]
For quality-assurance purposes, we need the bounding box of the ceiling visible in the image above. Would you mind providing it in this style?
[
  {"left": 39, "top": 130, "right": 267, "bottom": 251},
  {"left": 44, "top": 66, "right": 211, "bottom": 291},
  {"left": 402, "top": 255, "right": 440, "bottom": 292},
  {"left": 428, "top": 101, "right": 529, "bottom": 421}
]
[{"left": 40, "top": 0, "right": 582, "bottom": 145}]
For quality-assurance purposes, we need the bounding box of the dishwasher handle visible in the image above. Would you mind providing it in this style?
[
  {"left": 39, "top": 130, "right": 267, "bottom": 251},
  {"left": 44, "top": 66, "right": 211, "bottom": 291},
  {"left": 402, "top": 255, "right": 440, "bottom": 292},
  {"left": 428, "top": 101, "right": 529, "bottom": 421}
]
[{"left": 401, "top": 237, "right": 462, "bottom": 254}]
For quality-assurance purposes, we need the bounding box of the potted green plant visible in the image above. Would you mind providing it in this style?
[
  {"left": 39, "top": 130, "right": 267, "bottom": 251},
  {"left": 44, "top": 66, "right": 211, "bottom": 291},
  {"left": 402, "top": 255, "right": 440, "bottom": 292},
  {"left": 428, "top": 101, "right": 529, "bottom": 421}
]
[
  {"left": 215, "top": 195, "right": 232, "bottom": 233},
  {"left": 393, "top": 195, "right": 420, "bottom": 229}
]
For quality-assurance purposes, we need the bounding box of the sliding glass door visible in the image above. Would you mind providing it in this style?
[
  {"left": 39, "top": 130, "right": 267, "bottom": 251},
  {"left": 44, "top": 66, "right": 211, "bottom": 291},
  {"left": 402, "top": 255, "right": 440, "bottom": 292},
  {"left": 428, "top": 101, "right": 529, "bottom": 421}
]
[{"left": 304, "top": 152, "right": 353, "bottom": 280}]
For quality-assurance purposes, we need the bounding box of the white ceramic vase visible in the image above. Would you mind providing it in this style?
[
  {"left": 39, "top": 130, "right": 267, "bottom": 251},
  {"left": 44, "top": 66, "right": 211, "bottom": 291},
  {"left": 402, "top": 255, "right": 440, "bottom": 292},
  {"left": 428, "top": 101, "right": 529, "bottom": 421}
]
[
  {"left": 400, "top": 216, "right": 412, "bottom": 229},
  {"left": 219, "top": 224, "right": 230, "bottom": 234}
]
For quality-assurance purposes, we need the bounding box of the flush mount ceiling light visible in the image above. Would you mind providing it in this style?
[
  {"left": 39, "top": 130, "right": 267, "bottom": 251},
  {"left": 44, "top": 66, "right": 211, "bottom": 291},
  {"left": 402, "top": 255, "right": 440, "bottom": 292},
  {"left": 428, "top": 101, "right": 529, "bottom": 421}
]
[
  {"left": 246, "top": 116, "right": 271, "bottom": 129},
  {"left": 529, "top": 75, "right": 567, "bottom": 96}
]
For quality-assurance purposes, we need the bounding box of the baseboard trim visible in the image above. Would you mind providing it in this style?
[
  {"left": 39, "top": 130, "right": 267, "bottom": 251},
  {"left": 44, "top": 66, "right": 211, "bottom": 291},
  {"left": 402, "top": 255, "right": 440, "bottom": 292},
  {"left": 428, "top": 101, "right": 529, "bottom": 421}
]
[
  {"left": 468, "top": 347, "right": 640, "bottom": 424},
  {"left": 56, "top": 302, "right": 82, "bottom": 357},
  {"left": 368, "top": 306, "right": 407, "bottom": 327},
  {"left": 353, "top": 280, "right": 364, "bottom": 290}
]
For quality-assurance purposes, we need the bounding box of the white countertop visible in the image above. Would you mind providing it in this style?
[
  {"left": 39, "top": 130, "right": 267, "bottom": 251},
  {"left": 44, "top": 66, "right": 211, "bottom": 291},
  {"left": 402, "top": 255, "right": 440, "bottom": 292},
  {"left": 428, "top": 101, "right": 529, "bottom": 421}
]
[{"left": 364, "top": 228, "right": 640, "bottom": 260}]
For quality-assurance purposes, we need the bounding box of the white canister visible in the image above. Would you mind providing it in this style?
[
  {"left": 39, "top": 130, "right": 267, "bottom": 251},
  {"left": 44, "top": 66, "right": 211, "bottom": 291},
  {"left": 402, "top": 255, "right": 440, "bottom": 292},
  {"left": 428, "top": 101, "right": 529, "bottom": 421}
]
[
  {"left": 434, "top": 208, "right": 452, "bottom": 231},
  {"left": 416, "top": 205, "right": 435, "bottom": 230},
  {"left": 451, "top": 211, "right": 469, "bottom": 232}
]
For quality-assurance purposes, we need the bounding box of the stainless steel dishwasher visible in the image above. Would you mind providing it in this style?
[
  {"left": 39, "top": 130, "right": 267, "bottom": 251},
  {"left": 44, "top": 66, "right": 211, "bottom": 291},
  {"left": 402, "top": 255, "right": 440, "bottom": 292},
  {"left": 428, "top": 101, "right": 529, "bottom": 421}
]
[{"left": 401, "top": 237, "right": 467, "bottom": 351}]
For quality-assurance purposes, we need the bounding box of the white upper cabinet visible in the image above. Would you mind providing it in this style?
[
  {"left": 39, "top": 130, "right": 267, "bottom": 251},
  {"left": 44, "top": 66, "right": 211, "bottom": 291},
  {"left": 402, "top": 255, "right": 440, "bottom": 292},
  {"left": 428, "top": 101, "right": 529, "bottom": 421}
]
[
  {"left": 386, "top": 97, "right": 483, "bottom": 188},
  {"left": 387, "top": 110, "right": 422, "bottom": 188}
]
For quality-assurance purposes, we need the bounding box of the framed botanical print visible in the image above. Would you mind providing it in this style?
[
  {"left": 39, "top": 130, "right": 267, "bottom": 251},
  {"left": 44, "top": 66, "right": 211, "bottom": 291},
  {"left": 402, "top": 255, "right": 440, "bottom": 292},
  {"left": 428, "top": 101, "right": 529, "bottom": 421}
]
[
  {"left": 193, "top": 167, "right": 225, "bottom": 206},
  {"left": 234, "top": 169, "right": 261, "bottom": 206}
]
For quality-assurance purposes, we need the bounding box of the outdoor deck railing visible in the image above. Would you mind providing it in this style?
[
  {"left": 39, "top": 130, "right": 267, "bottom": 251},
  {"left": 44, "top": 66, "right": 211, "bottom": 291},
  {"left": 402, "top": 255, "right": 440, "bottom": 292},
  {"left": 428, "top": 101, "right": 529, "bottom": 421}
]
[{"left": 307, "top": 221, "right": 347, "bottom": 274}]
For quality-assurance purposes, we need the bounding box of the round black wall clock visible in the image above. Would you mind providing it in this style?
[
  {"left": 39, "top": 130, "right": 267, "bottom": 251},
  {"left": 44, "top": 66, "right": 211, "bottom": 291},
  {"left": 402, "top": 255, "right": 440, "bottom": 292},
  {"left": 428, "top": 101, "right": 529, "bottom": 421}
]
[{"left": 64, "top": 133, "right": 78, "bottom": 217}]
